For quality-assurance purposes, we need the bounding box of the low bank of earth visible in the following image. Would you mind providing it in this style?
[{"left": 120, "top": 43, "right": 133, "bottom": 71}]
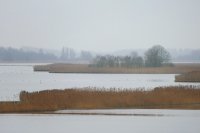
[{"left": 34, "top": 63, "right": 200, "bottom": 74}]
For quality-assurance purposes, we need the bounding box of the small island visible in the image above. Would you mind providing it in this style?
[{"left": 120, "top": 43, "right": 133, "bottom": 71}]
[{"left": 33, "top": 45, "right": 200, "bottom": 74}]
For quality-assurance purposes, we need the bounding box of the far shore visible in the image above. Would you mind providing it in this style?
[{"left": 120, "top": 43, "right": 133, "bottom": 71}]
[{"left": 33, "top": 63, "right": 200, "bottom": 74}]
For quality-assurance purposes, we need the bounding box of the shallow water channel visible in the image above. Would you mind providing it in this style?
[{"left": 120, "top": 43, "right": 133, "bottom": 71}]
[
  {"left": 1, "top": 109, "right": 200, "bottom": 133},
  {"left": 0, "top": 63, "right": 200, "bottom": 100}
]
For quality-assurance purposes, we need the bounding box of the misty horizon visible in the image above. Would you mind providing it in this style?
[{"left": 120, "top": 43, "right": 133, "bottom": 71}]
[
  {"left": 0, "top": 0, "right": 200, "bottom": 51},
  {"left": 0, "top": 45, "right": 200, "bottom": 63}
]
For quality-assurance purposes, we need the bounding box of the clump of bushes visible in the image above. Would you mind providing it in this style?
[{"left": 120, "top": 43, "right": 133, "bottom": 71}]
[
  {"left": 92, "top": 54, "right": 144, "bottom": 68},
  {"left": 92, "top": 45, "right": 172, "bottom": 68}
]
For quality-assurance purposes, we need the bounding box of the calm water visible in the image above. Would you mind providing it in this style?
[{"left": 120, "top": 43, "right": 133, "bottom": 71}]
[
  {"left": 1, "top": 109, "right": 200, "bottom": 133},
  {"left": 0, "top": 63, "right": 200, "bottom": 101},
  {"left": 1, "top": 64, "right": 200, "bottom": 133}
]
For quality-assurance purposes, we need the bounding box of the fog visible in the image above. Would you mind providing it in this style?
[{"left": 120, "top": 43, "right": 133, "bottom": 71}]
[{"left": 0, "top": 0, "right": 200, "bottom": 52}]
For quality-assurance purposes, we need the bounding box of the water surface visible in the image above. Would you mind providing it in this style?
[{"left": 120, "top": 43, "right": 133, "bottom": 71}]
[
  {"left": 0, "top": 109, "right": 200, "bottom": 133},
  {"left": 0, "top": 63, "right": 200, "bottom": 100}
]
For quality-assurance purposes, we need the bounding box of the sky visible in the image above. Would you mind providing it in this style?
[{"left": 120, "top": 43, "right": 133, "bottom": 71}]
[{"left": 0, "top": 0, "right": 200, "bottom": 52}]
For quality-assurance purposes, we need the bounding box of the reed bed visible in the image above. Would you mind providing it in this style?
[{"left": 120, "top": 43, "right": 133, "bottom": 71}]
[
  {"left": 175, "top": 71, "right": 200, "bottom": 82},
  {"left": 1, "top": 86, "right": 200, "bottom": 113},
  {"left": 34, "top": 63, "right": 200, "bottom": 74}
]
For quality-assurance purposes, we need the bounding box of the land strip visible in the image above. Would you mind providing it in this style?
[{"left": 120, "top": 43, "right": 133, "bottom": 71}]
[
  {"left": 1, "top": 86, "right": 200, "bottom": 113},
  {"left": 34, "top": 63, "right": 200, "bottom": 74},
  {"left": 175, "top": 71, "right": 200, "bottom": 82}
]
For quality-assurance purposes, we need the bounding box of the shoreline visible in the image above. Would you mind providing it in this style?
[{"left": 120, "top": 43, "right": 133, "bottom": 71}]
[
  {"left": 1, "top": 108, "right": 200, "bottom": 116},
  {"left": 34, "top": 63, "right": 200, "bottom": 74}
]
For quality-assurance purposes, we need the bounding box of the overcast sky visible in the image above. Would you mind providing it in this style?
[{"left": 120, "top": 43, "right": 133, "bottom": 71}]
[{"left": 0, "top": 0, "right": 200, "bottom": 52}]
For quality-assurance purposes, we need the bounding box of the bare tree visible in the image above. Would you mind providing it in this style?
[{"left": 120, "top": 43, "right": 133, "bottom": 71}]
[{"left": 145, "top": 45, "right": 171, "bottom": 67}]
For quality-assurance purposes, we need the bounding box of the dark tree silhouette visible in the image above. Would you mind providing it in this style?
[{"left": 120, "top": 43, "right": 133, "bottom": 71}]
[{"left": 145, "top": 45, "right": 171, "bottom": 67}]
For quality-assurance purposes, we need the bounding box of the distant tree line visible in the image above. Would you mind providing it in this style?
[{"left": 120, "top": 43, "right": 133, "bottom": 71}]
[
  {"left": 92, "top": 45, "right": 172, "bottom": 67},
  {"left": 0, "top": 45, "right": 172, "bottom": 66},
  {"left": 0, "top": 47, "right": 57, "bottom": 62},
  {"left": 92, "top": 52, "right": 144, "bottom": 67},
  {"left": 60, "top": 47, "right": 93, "bottom": 61},
  {"left": 60, "top": 47, "right": 76, "bottom": 60},
  {"left": 0, "top": 47, "right": 93, "bottom": 62}
]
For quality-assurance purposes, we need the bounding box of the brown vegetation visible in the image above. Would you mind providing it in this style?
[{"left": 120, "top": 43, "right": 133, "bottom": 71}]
[
  {"left": 1, "top": 86, "right": 200, "bottom": 113},
  {"left": 175, "top": 71, "right": 200, "bottom": 82},
  {"left": 34, "top": 63, "right": 200, "bottom": 74}
]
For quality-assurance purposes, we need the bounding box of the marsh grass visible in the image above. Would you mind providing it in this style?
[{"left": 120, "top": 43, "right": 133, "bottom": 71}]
[
  {"left": 1, "top": 86, "right": 200, "bottom": 113},
  {"left": 175, "top": 71, "right": 200, "bottom": 82}
]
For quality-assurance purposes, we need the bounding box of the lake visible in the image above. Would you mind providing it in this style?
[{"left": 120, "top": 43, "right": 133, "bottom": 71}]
[
  {"left": 0, "top": 109, "right": 200, "bottom": 133},
  {"left": 1, "top": 63, "right": 200, "bottom": 133},
  {"left": 0, "top": 63, "right": 200, "bottom": 101}
]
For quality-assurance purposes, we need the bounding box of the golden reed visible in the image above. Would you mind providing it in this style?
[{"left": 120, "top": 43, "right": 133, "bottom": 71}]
[{"left": 1, "top": 86, "right": 200, "bottom": 113}]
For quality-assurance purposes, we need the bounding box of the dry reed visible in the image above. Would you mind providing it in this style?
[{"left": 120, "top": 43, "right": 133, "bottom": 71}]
[
  {"left": 175, "top": 71, "right": 200, "bottom": 82},
  {"left": 1, "top": 86, "right": 200, "bottom": 113}
]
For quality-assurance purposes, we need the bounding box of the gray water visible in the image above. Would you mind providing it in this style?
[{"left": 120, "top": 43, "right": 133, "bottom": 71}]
[
  {"left": 1, "top": 64, "right": 200, "bottom": 133},
  {"left": 0, "top": 63, "right": 200, "bottom": 100},
  {"left": 1, "top": 109, "right": 200, "bottom": 133}
]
